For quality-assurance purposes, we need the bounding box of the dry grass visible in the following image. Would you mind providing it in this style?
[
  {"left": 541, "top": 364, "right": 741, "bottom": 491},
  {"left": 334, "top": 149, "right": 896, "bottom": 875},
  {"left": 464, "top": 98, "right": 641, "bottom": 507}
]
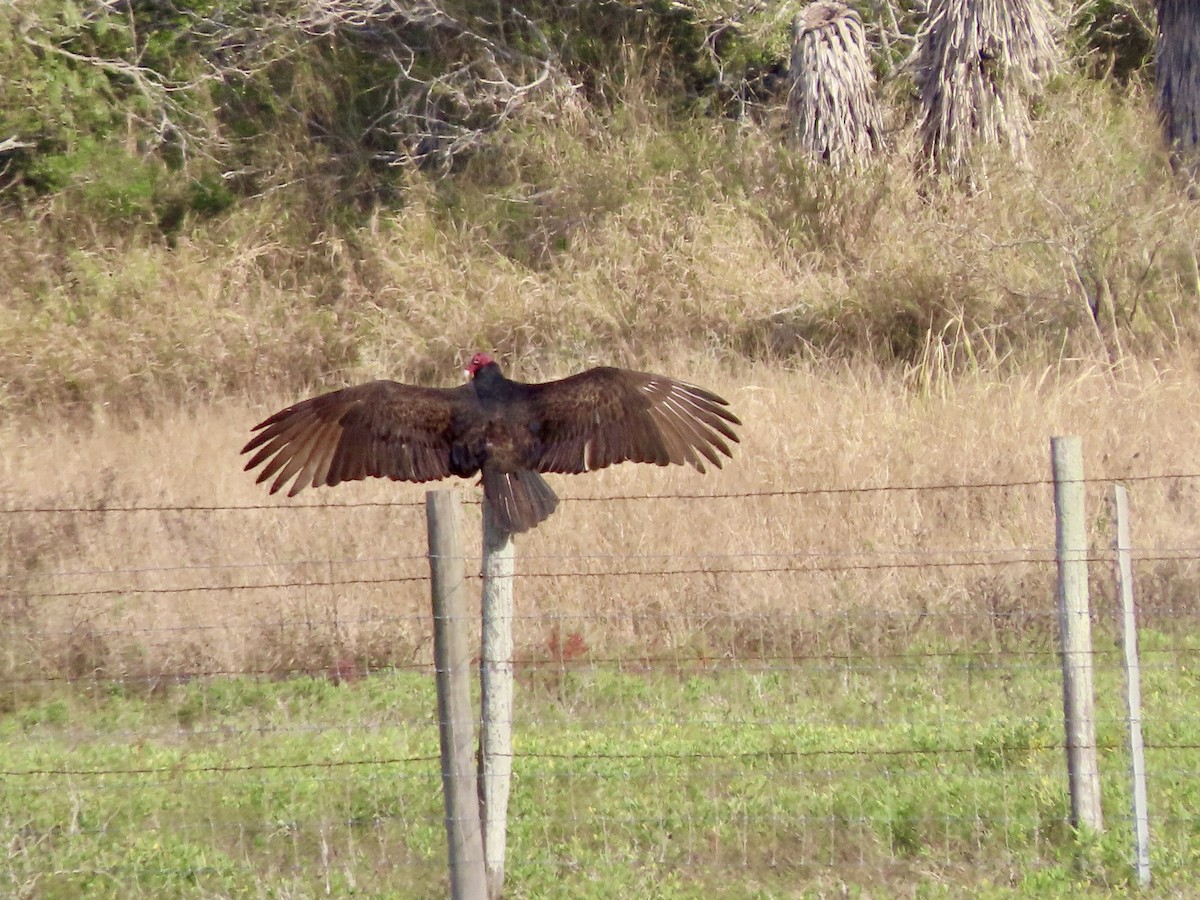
[
  {"left": 4, "top": 355, "right": 1200, "bottom": 687},
  {"left": 4, "top": 60, "right": 1200, "bottom": 686},
  {"left": 3, "top": 73, "right": 1199, "bottom": 417}
]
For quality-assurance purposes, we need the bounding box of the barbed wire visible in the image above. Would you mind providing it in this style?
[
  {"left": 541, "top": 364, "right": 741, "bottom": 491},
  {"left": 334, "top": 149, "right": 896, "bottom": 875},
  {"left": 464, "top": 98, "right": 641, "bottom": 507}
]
[
  {"left": 5, "top": 469, "right": 1199, "bottom": 516},
  {"left": 10, "top": 769, "right": 445, "bottom": 800},
  {"left": 2, "top": 614, "right": 432, "bottom": 638},
  {"left": 9, "top": 553, "right": 435, "bottom": 580},
  {"left": 24, "top": 801, "right": 1200, "bottom": 889},
  {"left": 0, "top": 546, "right": 1057, "bottom": 582},
  {"left": 1, "top": 754, "right": 437, "bottom": 778},
  {"left": 0, "top": 498, "right": 429, "bottom": 514},
  {"left": 15, "top": 804, "right": 1200, "bottom": 888},
  {"left": 3, "top": 603, "right": 1078, "bottom": 637},
  {"left": 18, "top": 549, "right": 1200, "bottom": 602},
  {"left": 21, "top": 573, "right": 432, "bottom": 600},
  {"left": 11, "top": 545, "right": 1200, "bottom": 599},
  {"left": 2, "top": 694, "right": 1190, "bottom": 752},
  {"left": 5, "top": 642, "right": 1198, "bottom": 689},
  {"left": 19, "top": 765, "right": 1200, "bottom": 803},
  {"left": 512, "top": 549, "right": 1200, "bottom": 577},
  {"left": 7, "top": 740, "right": 1200, "bottom": 780}
]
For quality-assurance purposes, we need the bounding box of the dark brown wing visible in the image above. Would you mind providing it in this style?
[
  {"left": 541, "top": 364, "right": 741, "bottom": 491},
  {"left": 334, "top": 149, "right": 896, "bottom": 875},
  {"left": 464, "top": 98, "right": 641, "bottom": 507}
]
[
  {"left": 524, "top": 367, "right": 741, "bottom": 475},
  {"left": 242, "top": 380, "right": 473, "bottom": 497}
]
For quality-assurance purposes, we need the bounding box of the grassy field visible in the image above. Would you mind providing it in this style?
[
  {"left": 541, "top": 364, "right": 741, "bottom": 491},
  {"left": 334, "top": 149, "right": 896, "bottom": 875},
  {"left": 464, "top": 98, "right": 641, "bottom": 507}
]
[
  {"left": 3, "top": 634, "right": 1199, "bottom": 898},
  {"left": 3, "top": 361, "right": 1200, "bottom": 896},
  {"left": 5, "top": 359, "right": 1200, "bottom": 681},
  {"left": 5, "top": 24, "right": 1200, "bottom": 894}
]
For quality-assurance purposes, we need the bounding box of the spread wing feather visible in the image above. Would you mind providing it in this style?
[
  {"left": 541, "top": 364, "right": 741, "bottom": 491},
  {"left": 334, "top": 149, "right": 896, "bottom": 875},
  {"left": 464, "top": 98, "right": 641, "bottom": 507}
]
[
  {"left": 523, "top": 367, "right": 741, "bottom": 475},
  {"left": 241, "top": 380, "right": 468, "bottom": 497}
]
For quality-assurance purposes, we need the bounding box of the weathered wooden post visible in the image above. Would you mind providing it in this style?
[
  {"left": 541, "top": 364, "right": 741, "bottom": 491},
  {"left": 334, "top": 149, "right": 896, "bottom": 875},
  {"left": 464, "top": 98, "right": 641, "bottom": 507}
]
[
  {"left": 427, "top": 490, "right": 487, "bottom": 899},
  {"left": 479, "top": 499, "right": 515, "bottom": 899},
  {"left": 1050, "top": 436, "right": 1103, "bottom": 832},
  {"left": 1111, "top": 484, "right": 1151, "bottom": 885}
]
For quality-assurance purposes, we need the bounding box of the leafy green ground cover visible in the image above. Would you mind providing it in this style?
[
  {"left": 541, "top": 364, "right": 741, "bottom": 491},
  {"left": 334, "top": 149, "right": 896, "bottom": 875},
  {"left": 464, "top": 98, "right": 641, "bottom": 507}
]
[{"left": 3, "top": 634, "right": 1198, "bottom": 898}]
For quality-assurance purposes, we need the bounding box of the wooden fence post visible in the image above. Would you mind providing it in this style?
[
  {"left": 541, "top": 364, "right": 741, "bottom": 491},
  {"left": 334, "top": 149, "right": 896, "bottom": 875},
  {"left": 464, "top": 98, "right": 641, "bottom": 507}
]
[
  {"left": 427, "top": 490, "right": 487, "bottom": 900},
  {"left": 1050, "top": 436, "right": 1103, "bottom": 832},
  {"left": 1112, "top": 485, "right": 1151, "bottom": 886},
  {"left": 480, "top": 499, "right": 515, "bottom": 899}
]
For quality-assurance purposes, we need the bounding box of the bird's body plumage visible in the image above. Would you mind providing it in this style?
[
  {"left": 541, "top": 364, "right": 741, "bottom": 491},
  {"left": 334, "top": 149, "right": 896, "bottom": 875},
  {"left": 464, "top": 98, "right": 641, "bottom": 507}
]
[{"left": 243, "top": 355, "right": 740, "bottom": 533}]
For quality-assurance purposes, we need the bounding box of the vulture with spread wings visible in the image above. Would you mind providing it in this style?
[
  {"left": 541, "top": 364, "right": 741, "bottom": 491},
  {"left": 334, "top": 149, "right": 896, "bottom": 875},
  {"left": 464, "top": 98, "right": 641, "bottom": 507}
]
[{"left": 242, "top": 353, "right": 741, "bottom": 533}]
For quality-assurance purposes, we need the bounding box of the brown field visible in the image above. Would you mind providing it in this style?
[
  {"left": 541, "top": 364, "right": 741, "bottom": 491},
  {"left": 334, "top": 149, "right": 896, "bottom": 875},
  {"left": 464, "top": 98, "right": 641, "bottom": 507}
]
[
  {"left": 5, "top": 355, "right": 1200, "bottom": 688},
  {"left": 5, "top": 69, "right": 1200, "bottom": 687}
]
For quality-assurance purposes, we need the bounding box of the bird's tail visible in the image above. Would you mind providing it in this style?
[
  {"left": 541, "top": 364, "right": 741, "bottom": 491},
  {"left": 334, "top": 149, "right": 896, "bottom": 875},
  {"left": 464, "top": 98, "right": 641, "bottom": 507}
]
[{"left": 482, "top": 469, "right": 559, "bottom": 534}]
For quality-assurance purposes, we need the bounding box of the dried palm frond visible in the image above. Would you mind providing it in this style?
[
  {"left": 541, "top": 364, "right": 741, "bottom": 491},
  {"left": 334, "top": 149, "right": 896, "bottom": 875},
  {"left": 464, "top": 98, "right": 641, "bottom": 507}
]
[
  {"left": 1156, "top": 0, "right": 1200, "bottom": 180},
  {"left": 788, "top": 1, "right": 884, "bottom": 172},
  {"left": 914, "top": 0, "right": 1058, "bottom": 178}
]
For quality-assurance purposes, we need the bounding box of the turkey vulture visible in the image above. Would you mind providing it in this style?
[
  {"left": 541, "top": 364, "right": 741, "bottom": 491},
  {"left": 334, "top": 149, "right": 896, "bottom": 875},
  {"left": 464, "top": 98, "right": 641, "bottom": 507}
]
[{"left": 242, "top": 353, "right": 741, "bottom": 533}]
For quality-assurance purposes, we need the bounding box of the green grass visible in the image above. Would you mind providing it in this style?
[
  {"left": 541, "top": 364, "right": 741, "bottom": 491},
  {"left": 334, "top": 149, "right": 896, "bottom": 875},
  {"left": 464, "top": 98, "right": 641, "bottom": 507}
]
[{"left": 3, "top": 638, "right": 1198, "bottom": 897}]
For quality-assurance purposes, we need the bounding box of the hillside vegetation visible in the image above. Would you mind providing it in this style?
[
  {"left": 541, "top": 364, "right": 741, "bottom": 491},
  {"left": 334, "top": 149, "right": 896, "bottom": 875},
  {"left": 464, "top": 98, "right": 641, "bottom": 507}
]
[{"left": 1, "top": 0, "right": 1194, "bottom": 417}]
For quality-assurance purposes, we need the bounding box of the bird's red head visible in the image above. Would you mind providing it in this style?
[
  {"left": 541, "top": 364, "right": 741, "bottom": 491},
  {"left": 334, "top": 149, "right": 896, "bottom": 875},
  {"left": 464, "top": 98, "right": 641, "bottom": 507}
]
[{"left": 465, "top": 352, "right": 495, "bottom": 377}]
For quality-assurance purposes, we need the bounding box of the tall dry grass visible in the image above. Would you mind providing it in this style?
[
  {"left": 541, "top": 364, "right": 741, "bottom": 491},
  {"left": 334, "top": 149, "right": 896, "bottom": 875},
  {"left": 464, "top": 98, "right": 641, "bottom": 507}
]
[
  {"left": 4, "top": 356, "right": 1199, "bottom": 689},
  {"left": 1, "top": 73, "right": 1197, "bottom": 418},
  {"left": 4, "top": 62, "right": 1200, "bottom": 688}
]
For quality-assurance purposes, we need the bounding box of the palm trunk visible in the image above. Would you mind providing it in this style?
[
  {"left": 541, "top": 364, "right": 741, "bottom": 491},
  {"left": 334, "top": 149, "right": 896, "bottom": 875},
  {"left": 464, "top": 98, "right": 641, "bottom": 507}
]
[
  {"left": 788, "top": 2, "right": 883, "bottom": 172},
  {"left": 914, "top": 0, "right": 1057, "bottom": 178},
  {"left": 1156, "top": 0, "right": 1200, "bottom": 176}
]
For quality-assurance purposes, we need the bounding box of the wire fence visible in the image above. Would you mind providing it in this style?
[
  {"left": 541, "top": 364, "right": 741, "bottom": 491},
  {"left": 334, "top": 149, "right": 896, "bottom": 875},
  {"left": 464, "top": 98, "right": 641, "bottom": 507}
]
[{"left": 3, "top": 470, "right": 1200, "bottom": 894}]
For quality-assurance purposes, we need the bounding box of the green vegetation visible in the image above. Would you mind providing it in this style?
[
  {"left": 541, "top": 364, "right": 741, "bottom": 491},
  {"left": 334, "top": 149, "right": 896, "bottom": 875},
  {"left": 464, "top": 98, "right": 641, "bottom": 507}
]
[{"left": 4, "top": 641, "right": 1198, "bottom": 897}]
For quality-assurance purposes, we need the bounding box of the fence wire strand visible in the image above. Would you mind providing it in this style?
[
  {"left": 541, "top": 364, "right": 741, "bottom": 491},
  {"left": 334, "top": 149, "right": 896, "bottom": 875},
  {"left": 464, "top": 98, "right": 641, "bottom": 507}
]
[{"left": 5, "top": 468, "right": 1199, "bottom": 515}]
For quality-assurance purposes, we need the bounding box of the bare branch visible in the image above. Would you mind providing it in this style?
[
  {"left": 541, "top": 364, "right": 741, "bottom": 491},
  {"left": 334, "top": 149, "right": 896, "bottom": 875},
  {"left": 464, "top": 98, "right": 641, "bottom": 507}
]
[
  {"left": 17, "top": 11, "right": 224, "bottom": 165},
  {"left": 269, "top": 0, "right": 568, "bottom": 168}
]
